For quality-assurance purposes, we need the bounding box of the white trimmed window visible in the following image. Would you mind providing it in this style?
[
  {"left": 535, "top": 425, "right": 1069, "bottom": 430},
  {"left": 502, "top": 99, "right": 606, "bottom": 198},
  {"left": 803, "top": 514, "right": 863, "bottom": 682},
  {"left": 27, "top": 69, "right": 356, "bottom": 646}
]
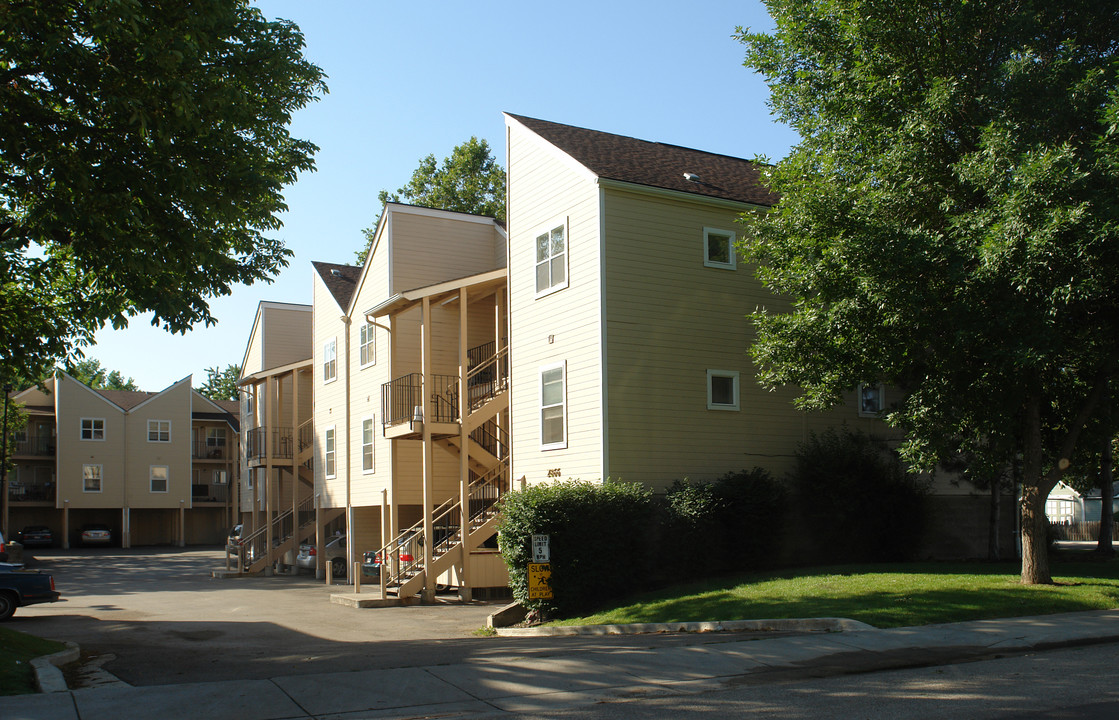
[
  {"left": 83, "top": 464, "right": 103, "bottom": 492},
  {"left": 147, "top": 419, "right": 171, "bottom": 442},
  {"left": 535, "top": 219, "right": 568, "bottom": 296},
  {"left": 362, "top": 417, "right": 374, "bottom": 473},
  {"left": 859, "top": 383, "right": 885, "bottom": 416},
  {"left": 246, "top": 468, "right": 255, "bottom": 490},
  {"left": 81, "top": 418, "right": 105, "bottom": 441},
  {"left": 540, "top": 362, "right": 567, "bottom": 450},
  {"left": 150, "top": 465, "right": 169, "bottom": 493},
  {"left": 323, "top": 339, "right": 337, "bottom": 383},
  {"left": 359, "top": 322, "right": 376, "bottom": 367},
  {"left": 703, "top": 227, "right": 737, "bottom": 270},
  {"left": 325, "top": 427, "right": 336, "bottom": 478},
  {"left": 707, "top": 370, "right": 740, "bottom": 411}
]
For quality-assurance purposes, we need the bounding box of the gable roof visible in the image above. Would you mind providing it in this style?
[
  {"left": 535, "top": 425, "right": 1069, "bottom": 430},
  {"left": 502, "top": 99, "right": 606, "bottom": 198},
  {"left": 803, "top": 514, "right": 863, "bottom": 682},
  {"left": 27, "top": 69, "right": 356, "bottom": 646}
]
[
  {"left": 93, "top": 388, "right": 157, "bottom": 411},
  {"left": 506, "top": 113, "right": 779, "bottom": 208},
  {"left": 312, "top": 261, "right": 362, "bottom": 310}
]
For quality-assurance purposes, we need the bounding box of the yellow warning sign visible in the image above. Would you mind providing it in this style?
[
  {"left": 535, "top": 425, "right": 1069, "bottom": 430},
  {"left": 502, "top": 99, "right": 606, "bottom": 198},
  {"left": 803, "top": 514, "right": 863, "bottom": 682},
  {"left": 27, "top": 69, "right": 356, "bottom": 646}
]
[{"left": 528, "top": 562, "right": 553, "bottom": 599}]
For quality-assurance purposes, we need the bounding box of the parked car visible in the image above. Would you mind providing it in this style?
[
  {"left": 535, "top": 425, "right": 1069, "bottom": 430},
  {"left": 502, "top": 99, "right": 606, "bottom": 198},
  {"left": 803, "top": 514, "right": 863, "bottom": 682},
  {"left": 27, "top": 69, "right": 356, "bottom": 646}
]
[
  {"left": 79, "top": 524, "right": 113, "bottom": 546},
  {"left": 296, "top": 534, "right": 346, "bottom": 577},
  {"left": 17, "top": 525, "right": 54, "bottom": 548},
  {"left": 0, "top": 530, "right": 7, "bottom": 562},
  {"left": 0, "top": 565, "right": 61, "bottom": 621}
]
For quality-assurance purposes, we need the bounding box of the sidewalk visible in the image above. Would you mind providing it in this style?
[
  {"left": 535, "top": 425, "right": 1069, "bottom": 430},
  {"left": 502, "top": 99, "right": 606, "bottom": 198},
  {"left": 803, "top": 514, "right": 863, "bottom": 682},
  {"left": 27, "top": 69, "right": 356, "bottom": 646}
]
[{"left": 5, "top": 609, "right": 1119, "bottom": 720}]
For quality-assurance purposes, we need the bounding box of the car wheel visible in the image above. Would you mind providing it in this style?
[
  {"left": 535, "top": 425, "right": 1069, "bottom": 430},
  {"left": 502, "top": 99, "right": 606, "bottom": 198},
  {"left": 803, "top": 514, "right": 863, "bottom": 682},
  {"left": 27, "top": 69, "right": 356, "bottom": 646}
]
[
  {"left": 0, "top": 591, "right": 17, "bottom": 622},
  {"left": 330, "top": 556, "right": 346, "bottom": 578}
]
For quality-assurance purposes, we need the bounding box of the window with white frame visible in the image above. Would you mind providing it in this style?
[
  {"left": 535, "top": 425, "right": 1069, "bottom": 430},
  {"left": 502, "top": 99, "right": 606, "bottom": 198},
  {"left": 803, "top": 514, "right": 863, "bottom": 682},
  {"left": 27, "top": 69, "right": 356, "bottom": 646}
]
[
  {"left": 535, "top": 220, "right": 568, "bottom": 296},
  {"left": 1046, "top": 498, "right": 1074, "bottom": 524},
  {"left": 150, "top": 465, "right": 169, "bottom": 493},
  {"left": 206, "top": 427, "right": 227, "bottom": 457},
  {"left": 540, "top": 362, "right": 567, "bottom": 449},
  {"left": 147, "top": 419, "right": 171, "bottom": 442},
  {"left": 325, "top": 427, "right": 336, "bottom": 478},
  {"left": 80, "top": 418, "right": 105, "bottom": 441},
  {"left": 359, "top": 322, "right": 376, "bottom": 367},
  {"left": 83, "top": 464, "right": 102, "bottom": 492},
  {"left": 247, "top": 468, "right": 255, "bottom": 490},
  {"left": 362, "top": 417, "right": 374, "bottom": 472},
  {"left": 703, "top": 227, "right": 737, "bottom": 270},
  {"left": 323, "top": 339, "right": 337, "bottom": 383},
  {"left": 707, "top": 370, "right": 740, "bottom": 411},
  {"left": 858, "top": 383, "right": 885, "bottom": 416}
]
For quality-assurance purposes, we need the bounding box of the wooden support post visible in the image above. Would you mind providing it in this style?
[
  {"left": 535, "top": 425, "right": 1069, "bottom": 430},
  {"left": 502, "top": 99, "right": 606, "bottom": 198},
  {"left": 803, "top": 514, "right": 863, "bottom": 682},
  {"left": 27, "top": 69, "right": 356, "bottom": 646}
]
[{"left": 421, "top": 295, "right": 435, "bottom": 602}]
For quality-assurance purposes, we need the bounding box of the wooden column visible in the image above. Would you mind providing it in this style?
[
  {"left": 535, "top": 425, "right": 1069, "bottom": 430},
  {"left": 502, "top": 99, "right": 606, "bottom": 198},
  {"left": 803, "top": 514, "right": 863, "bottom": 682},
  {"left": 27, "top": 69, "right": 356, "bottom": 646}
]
[
  {"left": 421, "top": 296, "right": 435, "bottom": 602},
  {"left": 458, "top": 287, "right": 471, "bottom": 601}
]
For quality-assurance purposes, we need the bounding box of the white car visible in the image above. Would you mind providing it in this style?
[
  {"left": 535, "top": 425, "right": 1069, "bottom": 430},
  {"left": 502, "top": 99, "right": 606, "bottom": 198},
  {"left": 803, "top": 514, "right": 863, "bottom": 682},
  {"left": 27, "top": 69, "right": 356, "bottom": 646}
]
[{"left": 296, "top": 534, "right": 346, "bottom": 577}]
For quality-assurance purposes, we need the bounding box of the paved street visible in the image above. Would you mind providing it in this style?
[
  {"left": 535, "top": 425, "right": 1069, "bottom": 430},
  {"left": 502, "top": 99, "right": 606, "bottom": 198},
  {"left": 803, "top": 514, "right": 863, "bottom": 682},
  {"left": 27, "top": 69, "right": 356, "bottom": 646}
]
[{"left": 14, "top": 547, "right": 756, "bottom": 685}]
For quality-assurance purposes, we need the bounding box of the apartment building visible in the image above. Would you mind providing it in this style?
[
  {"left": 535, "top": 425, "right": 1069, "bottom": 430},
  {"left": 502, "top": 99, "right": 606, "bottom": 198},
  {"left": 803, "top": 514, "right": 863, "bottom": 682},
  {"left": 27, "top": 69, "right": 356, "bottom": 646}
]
[{"left": 6, "top": 372, "right": 239, "bottom": 547}]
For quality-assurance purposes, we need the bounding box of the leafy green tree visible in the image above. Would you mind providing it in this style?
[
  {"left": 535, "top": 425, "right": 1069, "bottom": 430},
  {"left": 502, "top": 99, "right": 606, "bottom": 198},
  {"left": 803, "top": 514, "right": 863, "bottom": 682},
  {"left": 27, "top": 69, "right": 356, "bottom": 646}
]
[
  {"left": 65, "top": 359, "right": 138, "bottom": 391},
  {"left": 196, "top": 364, "right": 242, "bottom": 401},
  {"left": 356, "top": 137, "right": 505, "bottom": 263},
  {"left": 737, "top": 1, "right": 1119, "bottom": 583},
  {"left": 0, "top": 1, "right": 327, "bottom": 384}
]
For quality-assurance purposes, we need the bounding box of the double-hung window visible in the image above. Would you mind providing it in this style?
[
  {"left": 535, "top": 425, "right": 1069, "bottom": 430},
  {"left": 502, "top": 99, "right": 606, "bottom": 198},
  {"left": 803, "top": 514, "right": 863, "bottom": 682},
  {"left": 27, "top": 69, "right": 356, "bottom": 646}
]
[
  {"left": 81, "top": 418, "right": 105, "bottom": 441},
  {"left": 323, "top": 339, "right": 337, "bottom": 383},
  {"left": 150, "top": 465, "right": 169, "bottom": 493},
  {"left": 148, "top": 420, "right": 171, "bottom": 442},
  {"left": 324, "top": 427, "right": 336, "bottom": 478},
  {"left": 540, "top": 362, "right": 567, "bottom": 449},
  {"left": 361, "top": 418, "right": 374, "bottom": 473},
  {"left": 703, "top": 228, "right": 737, "bottom": 270},
  {"left": 359, "top": 323, "right": 376, "bottom": 367},
  {"left": 535, "top": 220, "right": 568, "bottom": 296},
  {"left": 859, "top": 384, "right": 885, "bottom": 416},
  {"left": 83, "top": 464, "right": 102, "bottom": 492}
]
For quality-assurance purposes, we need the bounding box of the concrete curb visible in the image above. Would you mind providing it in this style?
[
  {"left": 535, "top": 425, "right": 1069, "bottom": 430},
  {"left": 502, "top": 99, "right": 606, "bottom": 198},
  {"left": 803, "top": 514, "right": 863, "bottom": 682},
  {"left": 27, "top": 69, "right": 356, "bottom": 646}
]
[
  {"left": 32, "top": 641, "right": 80, "bottom": 693},
  {"left": 493, "top": 616, "right": 876, "bottom": 637}
]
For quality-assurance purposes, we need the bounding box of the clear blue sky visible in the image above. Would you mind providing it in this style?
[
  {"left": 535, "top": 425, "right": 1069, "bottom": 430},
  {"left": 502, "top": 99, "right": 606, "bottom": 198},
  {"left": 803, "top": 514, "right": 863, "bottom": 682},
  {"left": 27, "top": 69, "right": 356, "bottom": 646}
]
[{"left": 91, "top": 0, "right": 798, "bottom": 392}]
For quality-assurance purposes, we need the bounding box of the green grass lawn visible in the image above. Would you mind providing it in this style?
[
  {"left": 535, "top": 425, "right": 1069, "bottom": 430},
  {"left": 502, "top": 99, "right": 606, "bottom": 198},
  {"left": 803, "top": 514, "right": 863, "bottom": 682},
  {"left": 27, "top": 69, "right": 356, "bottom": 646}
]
[
  {"left": 551, "top": 557, "right": 1119, "bottom": 629},
  {"left": 0, "top": 626, "right": 66, "bottom": 695}
]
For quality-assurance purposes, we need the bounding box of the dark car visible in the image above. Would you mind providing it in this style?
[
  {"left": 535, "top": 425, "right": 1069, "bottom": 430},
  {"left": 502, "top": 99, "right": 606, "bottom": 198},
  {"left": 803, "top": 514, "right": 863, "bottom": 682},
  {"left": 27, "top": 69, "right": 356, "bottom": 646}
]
[
  {"left": 79, "top": 523, "right": 113, "bottom": 546},
  {"left": 0, "top": 565, "right": 61, "bottom": 620},
  {"left": 17, "top": 525, "right": 54, "bottom": 548}
]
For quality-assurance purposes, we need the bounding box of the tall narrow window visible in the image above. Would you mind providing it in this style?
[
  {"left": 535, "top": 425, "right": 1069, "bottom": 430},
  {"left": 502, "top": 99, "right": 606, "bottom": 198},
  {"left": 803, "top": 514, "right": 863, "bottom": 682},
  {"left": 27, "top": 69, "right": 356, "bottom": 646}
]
[
  {"left": 359, "top": 323, "right": 376, "bottom": 367},
  {"left": 707, "top": 370, "right": 740, "bottom": 411},
  {"left": 540, "top": 362, "right": 567, "bottom": 449},
  {"left": 703, "top": 228, "right": 737, "bottom": 270},
  {"left": 323, "top": 339, "right": 337, "bottom": 383},
  {"left": 325, "top": 427, "right": 336, "bottom": 478},
  {"left": 81, "top": 418, "right": 105, "bottom": 441},
  {"left": 148, "top": 419, "right": 171, "bottom": 442},
  {"left": 535, "top": 221, "right": 568, "bottom": 295},
  {"left": 83, "top": 464, "right": 103, "bottom": 492},
  {"left": 362, "top": 418, "right": 374, "bottom": 472},
  {"left": 150, "top": 465, "right": 169, "bottom": 493}
]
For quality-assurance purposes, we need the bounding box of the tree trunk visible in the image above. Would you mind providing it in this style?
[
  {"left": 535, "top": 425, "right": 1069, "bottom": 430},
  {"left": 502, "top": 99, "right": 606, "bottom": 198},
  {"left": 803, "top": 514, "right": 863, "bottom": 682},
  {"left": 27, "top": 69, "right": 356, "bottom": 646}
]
[
  {"left": 1097, "top": 440, "right": 1115, "bottom": 556},
  {"left": 1021, "top": 394, "right": 1053, "bottom": 584},
  {"left": 988, "top": 478, "right": 1001, "bottom": 561}
]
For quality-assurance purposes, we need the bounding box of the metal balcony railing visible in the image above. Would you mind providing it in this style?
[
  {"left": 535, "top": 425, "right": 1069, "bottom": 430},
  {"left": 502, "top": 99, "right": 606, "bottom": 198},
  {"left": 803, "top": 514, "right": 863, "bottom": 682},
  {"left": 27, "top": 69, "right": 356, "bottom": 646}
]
[
  {"left": 245, "top": 426, "right": 294, "bottom": 461},
  {"left": 191, "top": 441, "right": 231, "bottom": 460},
  {"left": 12, "top": 437, "right": 55, "bottom": 456},
  {"left": 381, "top": 373, "right": 460, "bottom": 428},
  {"left": 8, "top": 481, "right": 55, "bottom": 502}
]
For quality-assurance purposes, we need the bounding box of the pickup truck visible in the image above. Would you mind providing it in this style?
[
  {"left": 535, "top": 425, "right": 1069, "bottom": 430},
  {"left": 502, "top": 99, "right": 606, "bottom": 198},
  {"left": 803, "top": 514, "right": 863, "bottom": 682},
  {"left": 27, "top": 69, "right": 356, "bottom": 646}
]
[{"left": 0, "top": 564, "right": 61, "bottom": 621}]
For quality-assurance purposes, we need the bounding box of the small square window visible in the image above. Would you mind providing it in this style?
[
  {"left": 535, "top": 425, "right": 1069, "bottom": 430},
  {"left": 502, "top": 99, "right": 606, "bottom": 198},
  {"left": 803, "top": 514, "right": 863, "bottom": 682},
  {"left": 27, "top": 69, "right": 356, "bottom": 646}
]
[
  {"left": 703, "top": 228, "right": 737, "bottom": 270},
  {"left": 707, "top": 370, "right": 740, "bottom": 411},
  {"left": 859, "top": 384, "right": 885, "bottom": 416},
  {"left": 148, "top": 420, "right": 171, "bottom": 442},
  {"left": 81, "top": 418, "right": 105, "bottom": 441}
]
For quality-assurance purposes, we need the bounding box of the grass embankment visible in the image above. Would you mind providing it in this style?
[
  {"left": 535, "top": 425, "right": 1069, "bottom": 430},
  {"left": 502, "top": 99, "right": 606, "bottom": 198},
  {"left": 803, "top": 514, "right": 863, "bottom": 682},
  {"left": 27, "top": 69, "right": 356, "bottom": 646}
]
[
  {"left": 0, "top": 626, "right": 66, "bottom": 695},
  {"left": 551, "top": 559, "right": 1119, "bottom": 629}
]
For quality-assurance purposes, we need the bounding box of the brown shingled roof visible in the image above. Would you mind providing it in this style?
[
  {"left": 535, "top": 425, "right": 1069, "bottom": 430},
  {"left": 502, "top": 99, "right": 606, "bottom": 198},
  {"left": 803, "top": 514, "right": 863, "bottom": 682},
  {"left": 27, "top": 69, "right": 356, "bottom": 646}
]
[
  {"left": 93, "top": 389, "right": 157, "bottom": 411},
  {"left": 312, "top": 261, "right": 362, "bottom": 310},
  {"left": 507, "top": 114, "right": 779, "bottom": 208}
]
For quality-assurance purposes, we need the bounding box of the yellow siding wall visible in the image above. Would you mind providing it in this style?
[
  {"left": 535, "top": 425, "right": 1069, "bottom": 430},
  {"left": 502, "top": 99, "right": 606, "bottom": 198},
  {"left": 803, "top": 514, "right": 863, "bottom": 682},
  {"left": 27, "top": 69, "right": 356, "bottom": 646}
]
[
  {"left": 389, "top": 208, "right": 504, "bottom": 294},
  {"left": 313, "top": 271, "right": 350, "bottom": 509},
  {"left": 601, "top": 187, "right": 892, "bottom": 489},
  {"left": 262, "top": 305, "right": 313, "bottom": 371},
  {"left": 56, "top": 374, "right": 126, "bottom": 508},
  {"left": 123, "top": 379, "right": 192, "bottom": 509},
  {"left": 506, "top": 120, "right": 605, "bottom": 486}
]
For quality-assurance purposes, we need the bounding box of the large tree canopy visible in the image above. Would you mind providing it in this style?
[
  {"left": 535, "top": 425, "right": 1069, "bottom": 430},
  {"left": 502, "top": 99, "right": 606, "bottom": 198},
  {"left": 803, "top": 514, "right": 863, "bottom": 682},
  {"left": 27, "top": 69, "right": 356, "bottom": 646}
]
[
  {"left": 356, "top": 137, "right": 505, "bottom": 263},
  {"left": 0, "top": 0, "right": 326, "bottom": 385},
  {"left": 738, "top": 1, "right": 1119, "bottom": 583},
  {"left": 195, "top": 363, "right": 241, "bottom": 401}
]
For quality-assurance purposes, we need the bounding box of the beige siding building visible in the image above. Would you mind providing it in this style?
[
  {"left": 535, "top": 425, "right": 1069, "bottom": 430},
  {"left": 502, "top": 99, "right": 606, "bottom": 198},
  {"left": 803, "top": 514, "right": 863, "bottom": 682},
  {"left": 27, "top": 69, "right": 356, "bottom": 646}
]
[{"left": 6, "top": 373, "right": 239, "bottom": 547}]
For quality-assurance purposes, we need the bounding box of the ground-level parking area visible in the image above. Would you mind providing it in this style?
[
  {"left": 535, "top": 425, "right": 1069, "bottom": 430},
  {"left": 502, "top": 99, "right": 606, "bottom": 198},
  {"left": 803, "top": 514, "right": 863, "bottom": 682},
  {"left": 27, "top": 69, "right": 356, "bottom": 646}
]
[{"left": 11, "top": 547, "right": 501, "bottom": 686}]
